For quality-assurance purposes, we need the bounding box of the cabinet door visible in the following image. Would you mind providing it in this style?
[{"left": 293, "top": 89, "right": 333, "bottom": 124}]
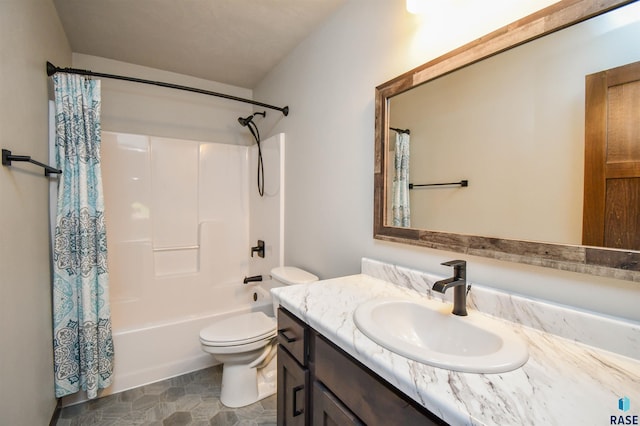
[
  {"left": 314, "top": 334, "right": 445, "bottom": 425},
  {"left": 277, "top": 346, "right": 309, "bottom": 426},
  {"left": 312, "top": 382, "right": 363, "bottom": 426}
]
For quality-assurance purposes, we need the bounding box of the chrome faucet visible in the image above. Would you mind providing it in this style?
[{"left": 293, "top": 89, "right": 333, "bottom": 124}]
[{"left": 432, "top": 260, "right": 469, "bottom": 316}]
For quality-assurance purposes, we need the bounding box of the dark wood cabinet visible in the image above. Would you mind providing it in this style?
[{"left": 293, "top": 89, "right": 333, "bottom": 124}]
[
  {"left": 277, "top": 305, "right": 308, "bottom": 365},
  {"left": 277, "top": 307, "right": 447, "bottom": 426},
  {"left": 312, "top": 382, "right": 363, "bottom": 426},
  {"left": 277, "top": 346, "right": 309, "bottom": 425},
  {"left": 277, "top": 307, "right": 310, "bottom": 425}
]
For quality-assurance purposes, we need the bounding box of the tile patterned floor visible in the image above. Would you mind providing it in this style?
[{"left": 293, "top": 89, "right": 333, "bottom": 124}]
[{"left": 56, "top": 366, "right": 276, "bottom": 426}]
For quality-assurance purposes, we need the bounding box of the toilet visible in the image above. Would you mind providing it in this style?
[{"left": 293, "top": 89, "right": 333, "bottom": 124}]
[{"left": 199, "top": 266, "right": 318, "bottom": 408}]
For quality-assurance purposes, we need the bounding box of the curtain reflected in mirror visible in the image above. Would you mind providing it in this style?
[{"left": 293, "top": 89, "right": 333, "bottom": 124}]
[{"left": 391, "top": 130, "right": 411, "bottom": 227}]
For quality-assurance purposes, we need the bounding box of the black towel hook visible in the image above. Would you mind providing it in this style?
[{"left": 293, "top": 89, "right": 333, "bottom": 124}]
[{"left": 2, "top": 149, "right": 62, "bottom": 176}]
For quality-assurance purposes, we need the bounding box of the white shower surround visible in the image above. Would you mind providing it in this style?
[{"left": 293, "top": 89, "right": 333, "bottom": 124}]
[{"left": 62, "top": 131, "right": 285, "bottom": 404}]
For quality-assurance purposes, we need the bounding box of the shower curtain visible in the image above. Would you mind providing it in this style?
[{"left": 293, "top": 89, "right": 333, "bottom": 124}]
[
  {"left": 51, "top": 73, "right": 113, "bottom": 398},
  {"left": 392, "top": 132, "right": 411, "bottom": 227}
]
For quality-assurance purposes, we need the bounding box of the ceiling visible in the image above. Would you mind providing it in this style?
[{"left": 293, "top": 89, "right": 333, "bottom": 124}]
[{"left": 53, "top": 0, "right": 346, "bottom": 89}]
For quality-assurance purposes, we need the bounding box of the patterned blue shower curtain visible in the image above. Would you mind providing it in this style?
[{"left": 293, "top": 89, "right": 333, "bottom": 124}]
[
  {"left": 52, "top": 73, "right": 113, "bottom": 398},
  {"left": 392, "top": 132, "right": 411, "bottom": 227}
]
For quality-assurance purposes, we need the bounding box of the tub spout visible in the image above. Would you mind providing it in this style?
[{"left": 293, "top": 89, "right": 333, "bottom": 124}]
[{"left": 243, "top": 275, "right": 263, "bottom": 284}]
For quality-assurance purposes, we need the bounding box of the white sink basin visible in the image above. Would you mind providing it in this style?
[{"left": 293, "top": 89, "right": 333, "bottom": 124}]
[{"left": 353, "top": 298, "right": 528, "bottom": 373}]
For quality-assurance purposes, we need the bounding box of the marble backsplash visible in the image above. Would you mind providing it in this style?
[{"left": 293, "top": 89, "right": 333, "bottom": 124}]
[{"left": 361, "top": 258, "right": 639, "bottom": 360}]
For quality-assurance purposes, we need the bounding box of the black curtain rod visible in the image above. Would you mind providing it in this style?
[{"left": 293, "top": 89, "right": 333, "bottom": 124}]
[
  {"left": 46, "top": 62, "right": 289, "bottom": 116},
  {"left": 390, "top": 127, "right": 410, "bottom": 135},
  {"left": 409, "top": 180, "right": 468, "bottom": 189}
]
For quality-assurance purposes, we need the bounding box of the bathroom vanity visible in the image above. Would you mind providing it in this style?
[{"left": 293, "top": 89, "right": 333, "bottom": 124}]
[
  {"left": 277, "top": 307, "right": 444, "bottom": 425},
  {"left": 272, "top": 259, "right": 640, "bottom": 426}
]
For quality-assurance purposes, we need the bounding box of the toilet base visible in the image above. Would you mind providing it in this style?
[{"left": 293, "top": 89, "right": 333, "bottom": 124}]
[{"left": 220, "top": 354, "right": 277, "bottom": 408}]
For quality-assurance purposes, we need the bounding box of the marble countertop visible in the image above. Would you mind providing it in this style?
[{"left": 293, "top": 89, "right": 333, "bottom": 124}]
[{"left": 272, "top": 274, "right": 640, "bottom": 426}]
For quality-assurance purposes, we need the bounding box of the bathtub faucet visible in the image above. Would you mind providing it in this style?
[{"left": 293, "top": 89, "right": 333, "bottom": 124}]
[
  {"left": 243, "top": 275, "right": 263, "bottom": 284},
  {"left": 251, "top": 240, "right": 265, "bottom": 258}
]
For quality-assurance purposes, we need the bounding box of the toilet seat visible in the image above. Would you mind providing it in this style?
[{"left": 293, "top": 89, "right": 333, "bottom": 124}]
[
  {"left": 200, "top": 331, "right": 276, "bottom": 348},
  {"left": 199, "top": 311, "right": 276, "bottom": 347}
]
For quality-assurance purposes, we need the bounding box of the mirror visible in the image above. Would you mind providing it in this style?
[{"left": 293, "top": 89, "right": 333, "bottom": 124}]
[{"left": 374, "top": 0, "right": 640, "bottom": 282}]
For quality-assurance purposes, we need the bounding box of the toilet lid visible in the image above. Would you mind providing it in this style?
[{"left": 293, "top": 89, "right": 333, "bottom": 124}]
[{"left": 200, "top": 311, "right": 276, "bottom": 344}]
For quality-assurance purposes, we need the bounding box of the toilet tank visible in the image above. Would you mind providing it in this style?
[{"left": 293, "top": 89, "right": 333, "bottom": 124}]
[
  {"left": 271, "top": 266, "right": 318, "bottom": 286},
  {"left": 270, "top": 267, "right": 318, "bottom": 317}
]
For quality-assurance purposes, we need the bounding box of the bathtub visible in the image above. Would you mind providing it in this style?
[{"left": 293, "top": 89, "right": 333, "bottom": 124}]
[{"left": 62, "top": 281, "right": 274, "bottom": 406}]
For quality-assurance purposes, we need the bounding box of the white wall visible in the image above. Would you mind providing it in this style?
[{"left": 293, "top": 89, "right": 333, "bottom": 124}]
[
  {"left": 254, "top": 0, "right": 640, "bottom": 321},
  {"left": 0, "top": 0, "right": 71, "bottom": 424},
  {"left": 249, "top": 134, "right": 286, "bottom": 277},
  {"left": 100, "top": 131, "right": 286, "bottom": 326},
  {"left": 101, "top": 132, "right": 252, "bottom": 330}
]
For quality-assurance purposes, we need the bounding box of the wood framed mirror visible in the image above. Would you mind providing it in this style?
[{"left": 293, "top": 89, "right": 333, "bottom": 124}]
[{"left": 374, "top": 0, "right": 640, "bottom": 282}]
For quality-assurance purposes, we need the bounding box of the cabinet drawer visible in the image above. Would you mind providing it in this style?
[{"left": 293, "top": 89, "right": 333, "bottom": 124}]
[
  {"left": 277, "top": 307, "right": 308, "bottom": 366},
  {"left": 314, "top": 334, "right": 445, "bottom": 426}
]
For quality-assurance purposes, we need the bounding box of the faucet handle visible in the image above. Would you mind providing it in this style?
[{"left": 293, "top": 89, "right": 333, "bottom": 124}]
[
  {"left": 441, "top": 259, "right": 466, "bottom": 268},
  {"left": 441, "top": 259, "right": 466, "bottom": 280}
]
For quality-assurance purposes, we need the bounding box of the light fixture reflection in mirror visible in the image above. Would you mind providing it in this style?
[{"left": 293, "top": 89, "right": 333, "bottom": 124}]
[
  {"left": 406, "top": 0, "right": 428, "bottom": 15},
  {"left": 375, "top": 0, "right": 640, "bottom": 282}
]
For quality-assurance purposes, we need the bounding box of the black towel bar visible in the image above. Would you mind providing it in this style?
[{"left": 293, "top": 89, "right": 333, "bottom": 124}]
[
  {"left": 2, "top": 149, "right": 62, "bottom": 176},
  {"left": 390, "top": 127, "right": 411, "bottom": 135},
  {"left": 409, "top": 180, "right": 468, "bottom": 189}
]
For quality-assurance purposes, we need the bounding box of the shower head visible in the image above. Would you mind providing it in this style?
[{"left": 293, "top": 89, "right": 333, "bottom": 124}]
[
  {"left": 238, "top": 115, "right": 252, "bottom": 127},
  {"left": 238, "top": 111, "right": 267, "bottom": 197},
  {"left": 238, "top": 111, "right": 266, "bottom": 127}
]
